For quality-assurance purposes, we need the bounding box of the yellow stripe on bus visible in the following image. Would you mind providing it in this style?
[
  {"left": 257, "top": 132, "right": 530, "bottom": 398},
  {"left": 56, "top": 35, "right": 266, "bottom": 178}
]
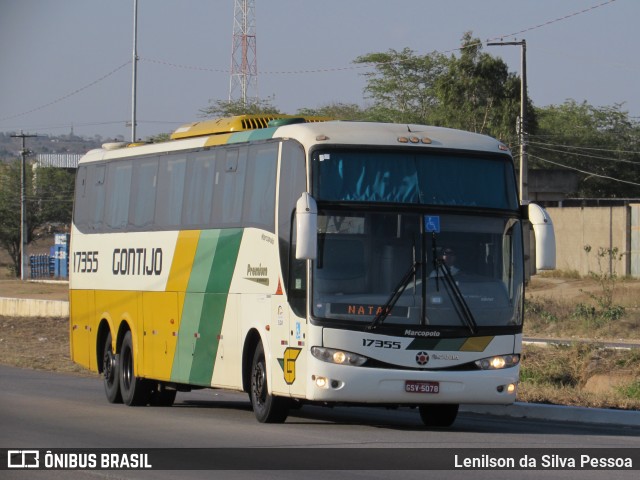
[
  {"left": 166, "top": 230, "right": 200, "bottom": 293},
  {"left": 459, "top": 336, "right": 493, "bottom": 352}
]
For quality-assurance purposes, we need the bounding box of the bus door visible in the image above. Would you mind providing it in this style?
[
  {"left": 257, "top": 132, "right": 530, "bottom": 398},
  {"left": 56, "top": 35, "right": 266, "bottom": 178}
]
[{"left": 269, "top": 295, "right": 307, "bottom": 398}]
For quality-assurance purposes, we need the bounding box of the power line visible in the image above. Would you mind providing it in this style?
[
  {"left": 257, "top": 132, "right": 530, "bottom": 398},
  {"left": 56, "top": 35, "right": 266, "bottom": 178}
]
[
  {"left": 0, "top": 0, "right": 620, "bottom": 126},
  {"left": 529, "top": 153, "right": 640, "bottom": 188},
  {"left": 0, "top": 61, "right": 131, "bottom": 123},
  {"left": 530, "top": 143, "right": 640, "bottom": 165},
  {"left": 485, "top": 0, "right": 617, "bottom": 43},
  {"left": 528, "top": 140, "right": 640, "bottom": 155}
]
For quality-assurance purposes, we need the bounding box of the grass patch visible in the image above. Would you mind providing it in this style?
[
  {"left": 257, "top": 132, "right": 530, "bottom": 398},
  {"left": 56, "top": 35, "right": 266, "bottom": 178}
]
[{"left": 518, "top": 344, "right": 640, "bottom": 409}]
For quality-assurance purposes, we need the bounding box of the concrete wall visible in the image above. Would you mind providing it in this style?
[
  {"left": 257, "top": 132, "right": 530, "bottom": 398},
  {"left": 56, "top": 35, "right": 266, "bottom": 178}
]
[
  {"left": 545, "top": 205, "right": 632, "bottom": 277},
  {"left": 0, "top": 297, "right": 69, "bottom": 317}
]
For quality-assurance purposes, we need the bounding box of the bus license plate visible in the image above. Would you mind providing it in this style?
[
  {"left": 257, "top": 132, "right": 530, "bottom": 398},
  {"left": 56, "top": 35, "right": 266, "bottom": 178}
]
[{"left": 405, "top": 380, "right": 439, "bottom": 394}]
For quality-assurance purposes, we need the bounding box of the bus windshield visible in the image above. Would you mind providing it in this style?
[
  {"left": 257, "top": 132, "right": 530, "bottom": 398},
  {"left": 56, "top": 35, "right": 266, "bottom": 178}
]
[
  {"left": 310, "top": 148, "right": 523, "bottom": 330},
  {"left": 313, "top": 149, "right": 518, "bottom": 210},
  {"left": 312, "top": 211, "right": 524, "bottom": 329}
]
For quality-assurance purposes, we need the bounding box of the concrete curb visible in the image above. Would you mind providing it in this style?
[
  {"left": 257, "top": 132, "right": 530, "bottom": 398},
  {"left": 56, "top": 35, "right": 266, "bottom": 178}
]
[
  {"left": 0, "top": 297, "right": 69, "bottom": 317},
  {"left": 462, "top": 402, "right": 640, "bottom": 427}
]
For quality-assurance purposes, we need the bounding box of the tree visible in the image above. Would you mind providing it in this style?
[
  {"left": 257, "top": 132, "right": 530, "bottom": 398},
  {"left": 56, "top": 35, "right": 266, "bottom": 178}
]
[
  {"left": 296, "top": 102, "right": 369, "bottom": 121},
  {"left": 200, "top": 97, "right": 281, "bottom": 118},
  {"left": 352, "top": 33, "right": 529, "bottom": 146},
  {"left": 33, "top": 165, "right": 75, "bottom": 225},
  {"left": 0, "top": 161, "right": 75, "bottom": 276},
  {"left": 354, "top": 47, "right": 447, "bottom": 124},
  {"left": 530, "top": 101, "right": 640, "bottom": 197},
  {"left": 433, "top": 32, "right": 530, "bottom": 146}
]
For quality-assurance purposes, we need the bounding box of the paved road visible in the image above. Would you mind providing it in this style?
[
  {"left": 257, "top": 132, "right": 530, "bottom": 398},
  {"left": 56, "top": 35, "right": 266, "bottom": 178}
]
[{"left": 1, "top": 365, "right": 638, "bottom": 480}]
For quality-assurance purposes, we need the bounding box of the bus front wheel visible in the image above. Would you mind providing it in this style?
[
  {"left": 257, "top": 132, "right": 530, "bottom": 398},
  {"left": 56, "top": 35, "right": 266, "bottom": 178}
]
[
  {"left": 250, "top": 342, "right": 289, "bottom": 423},
  {"left": 418, "top": 404, "right": 459, "bottom": 427},
  {"left": 119, "top": 331, "right": 151, "bottom": 406}
]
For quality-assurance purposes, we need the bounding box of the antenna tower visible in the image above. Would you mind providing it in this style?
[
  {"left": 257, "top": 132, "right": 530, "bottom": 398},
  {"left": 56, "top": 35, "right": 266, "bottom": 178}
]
[{"left": 229, "top": 0, "right": 258, "bottom": 105}]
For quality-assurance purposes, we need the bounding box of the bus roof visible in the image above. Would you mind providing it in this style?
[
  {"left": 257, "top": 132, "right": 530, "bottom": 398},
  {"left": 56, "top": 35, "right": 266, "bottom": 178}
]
[{"left": 78, "top": 116, "right": 511, "bottom": 164}]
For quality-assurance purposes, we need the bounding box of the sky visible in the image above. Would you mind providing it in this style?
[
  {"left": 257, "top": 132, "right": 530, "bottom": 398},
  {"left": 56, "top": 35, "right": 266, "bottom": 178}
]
[{"left": 0, "top": 0, "right": 638, "bottom": 141}]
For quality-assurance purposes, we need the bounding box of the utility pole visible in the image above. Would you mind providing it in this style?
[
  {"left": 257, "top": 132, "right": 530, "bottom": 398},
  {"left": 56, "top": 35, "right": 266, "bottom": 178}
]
[
  {"left": 131, "top": 0, "right": 139, "bottom": 142},
  {"left": 487, "top": 39, "right": 528, "bottom": 202},
  {"left": 10, "top": 131, "right": 38, "bottom": 280}
]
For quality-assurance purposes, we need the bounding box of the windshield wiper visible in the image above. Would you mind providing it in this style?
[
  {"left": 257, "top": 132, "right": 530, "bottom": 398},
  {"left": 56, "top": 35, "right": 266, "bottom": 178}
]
[
  {"left": 436, "top": 260, "right": 478, "bottom": 335},
  {"left": 368, "top": 260, "right": 419, "bottom": 331}
]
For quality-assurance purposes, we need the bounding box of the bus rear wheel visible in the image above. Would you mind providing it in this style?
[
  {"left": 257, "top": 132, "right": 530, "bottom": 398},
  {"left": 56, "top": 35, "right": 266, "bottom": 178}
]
[
  {"left": 102, "top": 332, "right": 122, "bottom": 404},
  {"left": 119, "top": 331, "right": 151, "bottom": 406},
  {"left": 418, "top": 404, "right": 459, "bottom": 427},
  {"left": 250, "top": 342, "right": 289, "bottom": 423}
]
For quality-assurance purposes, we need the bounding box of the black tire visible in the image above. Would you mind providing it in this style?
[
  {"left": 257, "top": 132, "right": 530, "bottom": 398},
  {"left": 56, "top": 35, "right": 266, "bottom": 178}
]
[
  {"left": 119, "top": 331, "right": 151, "bottom": 406},
  {"left": 418, "top": 404, "right": 459, "bottom": 427},
  {"left": 249, "top": 342, "right": 289, "bottom": 423},
  {"left": 149, "top": 384, "right": 177, "bottom": 407},
  {"left": 102, "top": 332, "right": 122, "bottom": 404}
]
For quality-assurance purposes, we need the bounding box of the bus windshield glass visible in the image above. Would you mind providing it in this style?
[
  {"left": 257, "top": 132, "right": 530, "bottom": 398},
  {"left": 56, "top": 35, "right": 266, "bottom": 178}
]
[
  {"left": 313, "top": 149, "right": 518, "bottom": 210},
  {"left": 310, "top": 148, "right": 523, "bottom": 330},
  {"left": 312, "top": 211, "right": 524, "bottom": 329}
]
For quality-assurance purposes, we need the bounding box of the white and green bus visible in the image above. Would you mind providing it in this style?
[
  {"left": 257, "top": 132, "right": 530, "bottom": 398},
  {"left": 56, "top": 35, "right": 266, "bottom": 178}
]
[{"left": 70, "top": 115, "right": 555, "bottom": 426}]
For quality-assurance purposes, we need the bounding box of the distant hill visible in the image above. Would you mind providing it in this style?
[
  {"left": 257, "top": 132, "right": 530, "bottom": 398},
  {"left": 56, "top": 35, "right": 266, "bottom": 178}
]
[{"left": 0, "top": 132, "right": 112, "bottom": 161}]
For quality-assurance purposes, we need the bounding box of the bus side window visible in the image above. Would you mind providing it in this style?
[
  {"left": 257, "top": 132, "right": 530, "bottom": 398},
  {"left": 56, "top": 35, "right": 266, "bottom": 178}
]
[
  {"left": 130, "top": 159, "right": 158, "bottom": 228},
  {"left": 73, "top": 166, "right": 88, "bottom": 229},
  {"left": 105, "top": 161, "right": 133, "bottom": 229},
  {"left": 156, "top": 155, "right": 186, "bottom": 228},
  {"left": 183, "top": 151, "right": 216, "bottom": 227},
  {"left": 89, "top": 164, "right": 106, "bottom": 231},
  {"left": 243, "top": 143, "right": 278, "bottom": 231},
  {"left": 212, "top": 147, "right": 246, "bottom": 227}
]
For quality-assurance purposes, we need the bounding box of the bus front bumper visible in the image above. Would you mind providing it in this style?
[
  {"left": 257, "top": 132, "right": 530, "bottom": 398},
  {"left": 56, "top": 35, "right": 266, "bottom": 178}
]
[{"left": 305, "top": 357, "right": 519, "bottom": 405}]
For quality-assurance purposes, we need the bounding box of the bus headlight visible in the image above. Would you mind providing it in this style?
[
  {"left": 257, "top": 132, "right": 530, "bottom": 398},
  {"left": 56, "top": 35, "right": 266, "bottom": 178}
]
[
  {"left": 311, "top": 346, "right": 368, "bottom": 366},
  {"left": 475, "top": 354, "right": 520, "bottom": 370}
]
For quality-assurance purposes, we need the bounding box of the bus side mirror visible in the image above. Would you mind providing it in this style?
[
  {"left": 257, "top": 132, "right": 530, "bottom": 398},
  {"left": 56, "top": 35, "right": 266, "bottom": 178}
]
[
  {"left": 296, "top": 192, "right": 318, "bottom": 260},
  {"left": 527, "top": 203, "right": 556, "bottom": 270}
]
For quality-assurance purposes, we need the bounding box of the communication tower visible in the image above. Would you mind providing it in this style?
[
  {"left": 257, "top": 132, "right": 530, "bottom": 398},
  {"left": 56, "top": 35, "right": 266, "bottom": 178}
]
[{"left": 229, "top": 0, "right": 258, "bottom": 105}]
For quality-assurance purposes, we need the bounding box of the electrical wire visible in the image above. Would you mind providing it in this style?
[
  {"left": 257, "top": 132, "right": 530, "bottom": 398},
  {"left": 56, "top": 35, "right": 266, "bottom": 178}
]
[
  {"left": 529, "top": 143, "right": 640, "bottom": 165},
  {"left": 528, "top": 153, "right": 640, "bottom": 187},
  {"left": 0, "top": 0, "right": 621, "bottom": 127},
  {"left": 0, "top": 61, "right": 131, "bottom": 123}
]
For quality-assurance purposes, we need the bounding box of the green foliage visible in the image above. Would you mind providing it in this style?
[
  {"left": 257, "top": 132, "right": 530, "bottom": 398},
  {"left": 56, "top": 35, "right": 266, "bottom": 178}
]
[
  {"left": 617, "top": 381, "right": 640, "bottom": 400},
  {"left": 524, "top": 298, "right": 558, "bottom": 323},
  {"left": 520, "top": 344, "right": 587, "bottom": 388},
  {"left": 296, "top": 102, "right": 368, "bottom": 121},
  {"left": 354, "top": 47, "right": 447, "bottom": 124},
  {"left": 432, "top": 32, "right": 529, "bottom": 146},
  {"left": 530, "top": 100, "right": 640, "bottom": 197},
  {"left": 0, "top": 161, "right": 74, "bottom": 277},
  {"left": 572, "top": 245, "right": 626, "bottom": 327},
  {"left": 352, "top": 33, "right": 525, "bottom": 145},
  {"left": 199, "top": 96, "right": 281, "bottom": 118}
]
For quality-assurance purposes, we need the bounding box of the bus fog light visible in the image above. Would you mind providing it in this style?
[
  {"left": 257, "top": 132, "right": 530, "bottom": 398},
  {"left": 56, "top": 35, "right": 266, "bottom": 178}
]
[
  {"left": 315, "top": 376, "right": 329, "bottom": 388},
  {"left": 507, "top": 383, "right": 517, "bottom": 394}
]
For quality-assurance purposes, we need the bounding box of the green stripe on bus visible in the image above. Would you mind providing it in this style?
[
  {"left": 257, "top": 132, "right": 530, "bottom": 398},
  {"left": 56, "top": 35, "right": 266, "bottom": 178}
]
[
  {"left": 188, "top": 293, "right": 227, "bottom": 384},
  {"left": 172, "top": 229, "right": 244, "bottom": 385},
  {"left": 186, "top": 230, "right": 220, "bottom": 293},
  {"left": 189, "top": 229, "right": 243, "bottom": 384},
  {"left": 206, "top": 229, "right": 243, "bottom": 293},
  {"left": 172, "top": 293, "right": 205, "bottom": 383}
]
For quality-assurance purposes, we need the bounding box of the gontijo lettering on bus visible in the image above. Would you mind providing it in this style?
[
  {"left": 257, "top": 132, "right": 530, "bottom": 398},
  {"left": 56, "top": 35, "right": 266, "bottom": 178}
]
[{"left": 112, "top": 248, "right": 162, "bottom": 276}]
